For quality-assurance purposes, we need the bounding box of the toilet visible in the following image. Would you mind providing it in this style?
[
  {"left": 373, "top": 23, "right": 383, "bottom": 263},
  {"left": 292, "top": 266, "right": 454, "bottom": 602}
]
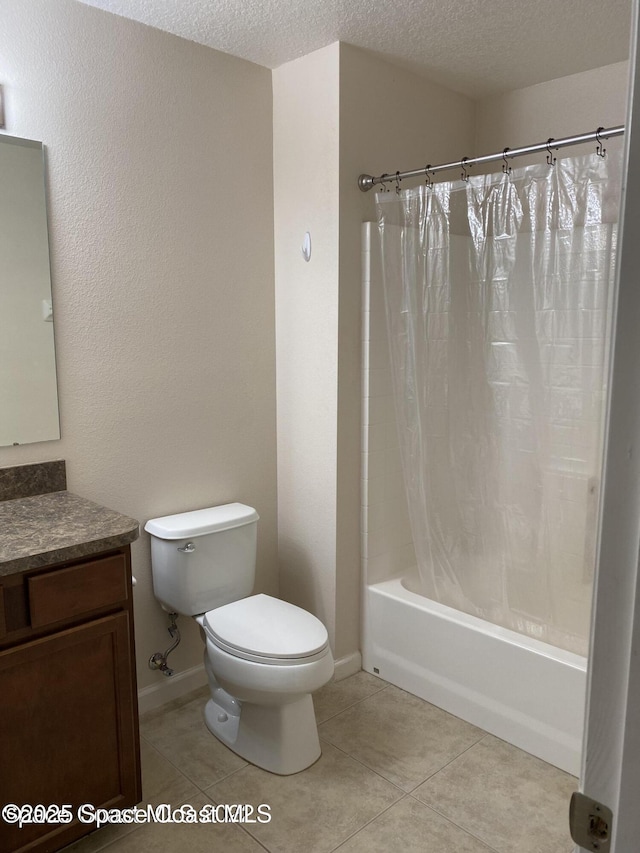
[{"left": 145, "top": 502, "right": 334, "bottom": 775}]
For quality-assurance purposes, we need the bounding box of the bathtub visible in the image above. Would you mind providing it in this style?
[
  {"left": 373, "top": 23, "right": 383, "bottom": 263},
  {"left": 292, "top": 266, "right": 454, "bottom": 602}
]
[{"left": 362, "top": 574, "right": 587, "bottom": 776}]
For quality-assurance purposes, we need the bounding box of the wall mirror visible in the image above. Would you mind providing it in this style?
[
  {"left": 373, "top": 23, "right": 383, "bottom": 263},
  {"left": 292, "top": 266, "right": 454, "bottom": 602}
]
[{"left": 0, "top": 133, "right": 60, "bottom": 446}]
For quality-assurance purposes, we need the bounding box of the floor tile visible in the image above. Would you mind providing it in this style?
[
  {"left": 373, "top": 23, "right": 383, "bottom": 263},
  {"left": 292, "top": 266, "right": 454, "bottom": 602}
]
[
  {"left": 69, "top": 673, "right": 576, "bottom": 853},
  {"left": 140, "top": 692, "right": 247, "bottom": 789},
  {"left": 63, "top": 820, "right": 139, "bottom": 853},
  {"left": 139, "top": 737, "right": 193, "bottom": 802},
  {"left": 413, "top": 735, "right": 577, "bottom": 853},
  {"left": 75, "top": 793, "right": 266, "bottom": 853},
  {"left": 207, "top": 741, "right": 403, "bottom": 853},
  {"left": 335, "top": 796, "right": 497, "bottom": 853},
  {"left": 319, "top": 685, "right": 485, "bottom": 792},
  {"left": 313, "top": 671, "right": 387, "bottom": 724},
  {"left": 64, "top": 774, "right": 203, "bottom": 852}
]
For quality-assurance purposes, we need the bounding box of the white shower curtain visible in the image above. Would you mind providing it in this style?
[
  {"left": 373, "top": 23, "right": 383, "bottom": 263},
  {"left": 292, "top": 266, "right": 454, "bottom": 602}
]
[{"left": 376, "top": 152, "right": 621, "bottom": 655}]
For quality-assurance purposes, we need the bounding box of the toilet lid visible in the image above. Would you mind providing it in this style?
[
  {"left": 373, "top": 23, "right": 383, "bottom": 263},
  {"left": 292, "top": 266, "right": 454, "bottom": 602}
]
[{"left": 203, "top": 594, "right": 329, "bottom": 661}]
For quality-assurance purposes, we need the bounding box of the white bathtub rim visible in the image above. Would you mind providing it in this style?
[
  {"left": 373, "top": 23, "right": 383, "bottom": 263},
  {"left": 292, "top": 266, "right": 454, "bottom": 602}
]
[{"left": 378, "top": 573, "right": 587, "bottom": 672}]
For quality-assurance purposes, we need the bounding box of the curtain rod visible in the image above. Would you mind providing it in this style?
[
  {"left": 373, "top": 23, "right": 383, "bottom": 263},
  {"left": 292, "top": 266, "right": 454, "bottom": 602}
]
[{"left": 357, "top": 125, "right": 625, "bottom": 192}]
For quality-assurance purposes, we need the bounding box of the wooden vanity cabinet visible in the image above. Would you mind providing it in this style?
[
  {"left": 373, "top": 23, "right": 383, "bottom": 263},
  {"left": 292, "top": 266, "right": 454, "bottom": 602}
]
[{"left": 0, "top": 546, "right": 141, "bottom": 853}]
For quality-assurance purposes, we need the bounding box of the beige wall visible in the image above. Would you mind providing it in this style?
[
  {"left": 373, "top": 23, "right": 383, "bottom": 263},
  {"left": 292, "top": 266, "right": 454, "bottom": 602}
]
[
  {"left": 0, "top": 0, "right": 278, "bottom": 691},
  {"left": 476, "top": 61, "right": 629, "bottom": 164},
  {"left": 274, "top": 42, "right": 474, "bottom": 662},
  {"left": 273, "top": 44, "right": 341, "bottom": 650}
]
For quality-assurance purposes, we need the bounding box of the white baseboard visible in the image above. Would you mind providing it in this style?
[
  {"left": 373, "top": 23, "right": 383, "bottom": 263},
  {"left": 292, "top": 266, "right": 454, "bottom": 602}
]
[
  {"left": 136, "top": 650, "right": 363, "bottom": 715},
  {"left": 333, "top": 650, "right": 362, "bottom": 681},
  {"left": 137, "top": 663, "right": 207, "bottom": 715}
]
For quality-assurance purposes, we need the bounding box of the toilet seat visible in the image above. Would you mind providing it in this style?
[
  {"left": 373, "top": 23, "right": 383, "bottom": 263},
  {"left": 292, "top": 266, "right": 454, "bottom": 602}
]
[{"left": 203, "top": 594, "right": 329, "bottom": 666}]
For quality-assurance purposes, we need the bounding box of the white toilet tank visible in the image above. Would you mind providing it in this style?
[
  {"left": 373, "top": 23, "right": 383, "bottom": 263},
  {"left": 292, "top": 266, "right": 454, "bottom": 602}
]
[{"left": 145, "top": 503, "right": 259, "bottom": 615}]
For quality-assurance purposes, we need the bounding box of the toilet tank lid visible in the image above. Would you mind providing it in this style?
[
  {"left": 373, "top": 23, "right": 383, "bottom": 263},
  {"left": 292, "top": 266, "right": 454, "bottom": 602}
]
[{"left": 145, "top": 503, "right": 259, "bottom": 539}]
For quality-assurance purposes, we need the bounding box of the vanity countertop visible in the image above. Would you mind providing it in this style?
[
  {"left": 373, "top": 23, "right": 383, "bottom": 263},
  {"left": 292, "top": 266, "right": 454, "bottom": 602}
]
[{"left": 0, "top": 490, "right": 139, "bottom": 576}]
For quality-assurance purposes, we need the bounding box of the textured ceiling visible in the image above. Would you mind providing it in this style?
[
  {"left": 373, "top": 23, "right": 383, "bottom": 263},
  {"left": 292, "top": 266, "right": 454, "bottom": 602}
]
[{"left": 77, "top": 0, "right": 632, "bottom": 98}]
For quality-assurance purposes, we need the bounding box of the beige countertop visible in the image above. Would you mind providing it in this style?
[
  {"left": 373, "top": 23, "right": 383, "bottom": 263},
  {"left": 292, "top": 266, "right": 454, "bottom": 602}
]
[{"left": 0, "top": 490, "right": 139, "bottom": 576}]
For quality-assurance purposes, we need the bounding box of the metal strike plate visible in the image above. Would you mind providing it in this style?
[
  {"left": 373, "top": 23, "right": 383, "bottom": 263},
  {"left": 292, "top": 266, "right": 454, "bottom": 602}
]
[{"left": 569, "top": 791, "right": 612, "bottom": 852}]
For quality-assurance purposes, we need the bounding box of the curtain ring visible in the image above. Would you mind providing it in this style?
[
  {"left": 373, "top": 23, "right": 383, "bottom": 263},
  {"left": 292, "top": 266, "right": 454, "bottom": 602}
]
[
  {"left": 546, "top": 138, "right": 556, "bottom": 167},
  {"left": 461, "top": 157, "right": 470, "bottom": 182},
  {"left": 395, "top": 171, "right": 402, "bottom": 194},
  {"left": 596, "top": 127, "right": 607, "bottom": 158},
  {"left": 502, "top": 147, "right": 512, "bottom": 176},
  {"left": 424, "top": 165, "right": 433, "bottom": 189}
]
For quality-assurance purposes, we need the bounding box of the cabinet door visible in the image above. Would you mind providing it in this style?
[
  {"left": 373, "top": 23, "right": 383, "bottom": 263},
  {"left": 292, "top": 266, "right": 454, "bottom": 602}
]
[{"left": 0, "top": 612, "right": 140, "bottom": 853}]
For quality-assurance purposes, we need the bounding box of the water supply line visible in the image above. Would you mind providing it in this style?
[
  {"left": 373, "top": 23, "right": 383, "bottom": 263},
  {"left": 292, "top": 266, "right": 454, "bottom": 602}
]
[{"left": 149, "top": 611, "right": 180, "bottom": 676}]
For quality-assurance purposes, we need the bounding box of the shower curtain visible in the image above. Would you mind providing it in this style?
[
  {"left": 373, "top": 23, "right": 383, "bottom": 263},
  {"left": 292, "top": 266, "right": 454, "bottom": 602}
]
[{"left": 376, "top": 152, "right": 621, "bottom": 655}]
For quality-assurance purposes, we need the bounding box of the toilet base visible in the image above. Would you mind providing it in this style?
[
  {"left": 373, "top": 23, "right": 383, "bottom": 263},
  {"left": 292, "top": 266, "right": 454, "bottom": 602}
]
[{"left": 203, "top": 692, "right": 321, "bottom": 775}]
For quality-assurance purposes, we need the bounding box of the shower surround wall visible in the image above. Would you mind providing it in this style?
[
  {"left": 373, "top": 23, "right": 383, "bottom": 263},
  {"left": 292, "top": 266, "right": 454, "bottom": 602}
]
[{"left": 361, "top": 222, "right": 588, "bottom": 774}]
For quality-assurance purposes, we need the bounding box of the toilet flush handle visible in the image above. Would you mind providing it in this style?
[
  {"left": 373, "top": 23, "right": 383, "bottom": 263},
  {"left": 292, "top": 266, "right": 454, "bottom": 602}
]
[{"left": 177, "top": 542, "right": 195, "bottom": 553}]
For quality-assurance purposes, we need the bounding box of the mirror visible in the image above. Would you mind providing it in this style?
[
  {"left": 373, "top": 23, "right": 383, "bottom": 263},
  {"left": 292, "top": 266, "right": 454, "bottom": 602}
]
[{"left": 0, "top": 134, "right": 60, "bottom": 446}]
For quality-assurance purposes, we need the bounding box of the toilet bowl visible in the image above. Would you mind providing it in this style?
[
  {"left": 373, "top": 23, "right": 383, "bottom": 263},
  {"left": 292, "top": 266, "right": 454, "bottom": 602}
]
[
  {"left": 197, "top": 594, "right": 334, "bottom": 774},
  {"left": 145, "top": 503, "right": 334, "bottom": 775}
]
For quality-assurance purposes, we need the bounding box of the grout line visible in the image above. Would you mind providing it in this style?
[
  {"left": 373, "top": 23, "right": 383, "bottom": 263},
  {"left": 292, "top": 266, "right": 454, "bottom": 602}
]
[
  {"left": 139, "top": 734, "right": 204, "bottom": 793},
  {"left": 318, "top": 730, "right": 487, "bottom": 803},
  {"left": 76, "top": 830, "right": 139, "bottom": 853},
  {"left": 317, "top": 735, "right": 408, "bottom": 795},
  {"left": 139, "top": 741, "right": 273, "bottom": 853},
  {"left": 140, "top": 731, "right": 250, "bottom": 801},
  {"left": 404, "top": 733, "right": 488, "bottom": 793},
  {"left": 315, "top": 682, "right": 390, "bottom": 725},
  {"left": 236, "top": 823, "right": 271, "bottom": 852},
  {"left": 139, "top": 735, "right": 195, "bottom": 790},
  {"left": 201, "top": 762, "right": 251, "bottom": 800},
  {"left": 318, "top": 686, "right": 489, "bottom": 797},
  {"left": 326, "top": 793, "right": 411, "bottom": 853},
  {"left": 407, "top": 795, "right": 503, "bottom": 853}
]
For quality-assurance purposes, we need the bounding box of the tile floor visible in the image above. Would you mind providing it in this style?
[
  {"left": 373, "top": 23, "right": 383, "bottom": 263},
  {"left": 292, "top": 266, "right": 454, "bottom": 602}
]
[{"left": 67, "top": 672, "right": 577, "bottom": 853}]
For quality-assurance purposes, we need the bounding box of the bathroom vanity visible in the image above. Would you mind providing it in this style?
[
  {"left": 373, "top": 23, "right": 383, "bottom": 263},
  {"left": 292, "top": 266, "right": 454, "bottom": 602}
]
[{"left": 0, "top": 462, "right": 141, "bottom": 853}]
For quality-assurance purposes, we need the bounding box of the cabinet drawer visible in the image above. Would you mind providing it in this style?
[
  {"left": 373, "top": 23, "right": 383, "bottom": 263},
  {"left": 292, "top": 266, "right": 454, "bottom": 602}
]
[{"left": 28, "top": 554, "right": 128, "bottom": 628}]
